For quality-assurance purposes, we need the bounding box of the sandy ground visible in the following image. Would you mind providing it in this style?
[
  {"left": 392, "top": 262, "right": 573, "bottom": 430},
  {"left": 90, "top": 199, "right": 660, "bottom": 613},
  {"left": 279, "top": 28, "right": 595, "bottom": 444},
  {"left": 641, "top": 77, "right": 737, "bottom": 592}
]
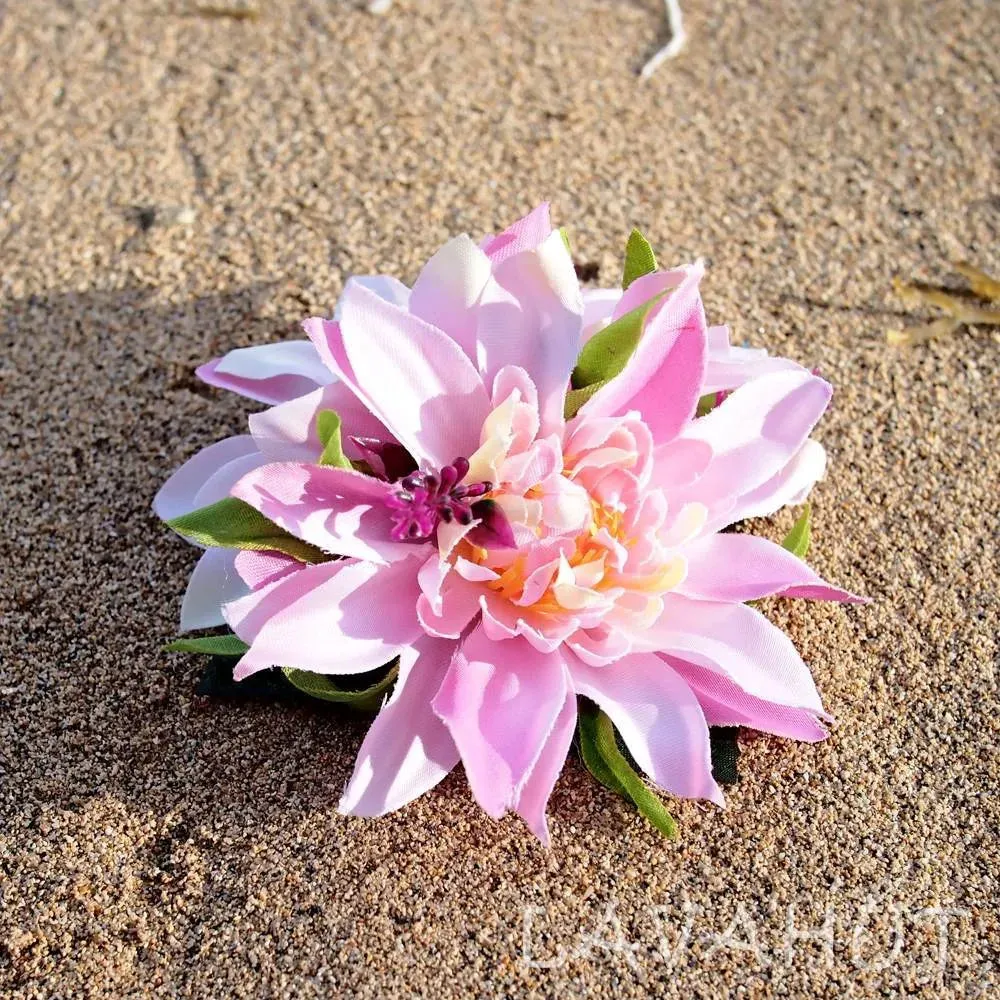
[{"left": 1, "top": 1, "right": 998, "bottom": 996}]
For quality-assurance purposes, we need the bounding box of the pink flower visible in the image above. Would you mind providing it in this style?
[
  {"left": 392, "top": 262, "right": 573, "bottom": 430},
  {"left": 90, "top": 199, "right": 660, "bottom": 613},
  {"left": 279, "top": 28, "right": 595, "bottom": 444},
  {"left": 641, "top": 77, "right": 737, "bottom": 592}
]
[{"left": 159, "top": 206, "right": 862, "bottom": 842}]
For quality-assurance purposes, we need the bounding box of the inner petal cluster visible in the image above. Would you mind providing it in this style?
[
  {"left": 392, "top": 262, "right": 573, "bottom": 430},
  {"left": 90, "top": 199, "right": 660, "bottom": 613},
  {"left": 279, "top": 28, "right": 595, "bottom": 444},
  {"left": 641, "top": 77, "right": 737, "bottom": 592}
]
[{"left": 423, "top": 377, "right": 692, "bottom": 653}]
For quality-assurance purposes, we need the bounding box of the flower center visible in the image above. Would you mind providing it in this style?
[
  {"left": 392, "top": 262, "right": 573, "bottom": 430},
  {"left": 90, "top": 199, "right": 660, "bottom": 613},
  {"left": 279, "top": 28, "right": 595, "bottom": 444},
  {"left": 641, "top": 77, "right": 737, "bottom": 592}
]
[{"left": 385, "top": 457, "right": 492, "bottom": 542}]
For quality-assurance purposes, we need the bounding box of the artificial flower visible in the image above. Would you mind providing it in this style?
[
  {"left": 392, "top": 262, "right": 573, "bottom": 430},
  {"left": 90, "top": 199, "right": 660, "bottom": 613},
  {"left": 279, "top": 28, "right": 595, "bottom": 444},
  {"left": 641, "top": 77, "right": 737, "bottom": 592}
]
[{"left": 158, "top": 205, "right": 862, "bottom": 842}]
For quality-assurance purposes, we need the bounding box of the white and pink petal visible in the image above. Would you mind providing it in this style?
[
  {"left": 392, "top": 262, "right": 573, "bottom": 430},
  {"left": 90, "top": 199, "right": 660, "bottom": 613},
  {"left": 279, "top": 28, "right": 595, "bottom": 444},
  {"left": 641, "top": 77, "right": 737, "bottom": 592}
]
[{"left": 196, "top": 340, "right": 333, "bottom": 405}]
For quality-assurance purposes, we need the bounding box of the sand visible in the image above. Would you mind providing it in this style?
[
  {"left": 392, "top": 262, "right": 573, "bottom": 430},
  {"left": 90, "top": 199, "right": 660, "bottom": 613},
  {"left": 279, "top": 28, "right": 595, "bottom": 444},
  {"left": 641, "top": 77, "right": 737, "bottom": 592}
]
[{"left": 1, "top": 0, "right": 998, "bottom": 996}]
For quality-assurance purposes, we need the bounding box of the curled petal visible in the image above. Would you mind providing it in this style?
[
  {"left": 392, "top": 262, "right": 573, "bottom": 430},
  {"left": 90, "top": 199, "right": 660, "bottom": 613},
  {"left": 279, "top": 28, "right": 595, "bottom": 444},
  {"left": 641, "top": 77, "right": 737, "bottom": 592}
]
[
  {"left": 249, "top": 382, "right": 394, "bottom": 464},
  {"left": 337, "top": 280, "right": 491, "bottom": 466},
  {"left": 482, "top": 203, "right": 553, "bottom": 264},
  {"left": 409, "top": 234, "right": 493, "bottom": 358},
  {"left": 197, "top": 341, "right": 332, "bottom": 405},
  {"left": 640, "top": 595, "right": 826, "bottom": 713},
  {"left": 582, "top": 263, "right": 708, "bottom": 444},
  {"left": 670, "top": 370, "right": 833, "bottom": 520},
  {"left": 232, "top": 462, "right": 417, "bottom": 564}
]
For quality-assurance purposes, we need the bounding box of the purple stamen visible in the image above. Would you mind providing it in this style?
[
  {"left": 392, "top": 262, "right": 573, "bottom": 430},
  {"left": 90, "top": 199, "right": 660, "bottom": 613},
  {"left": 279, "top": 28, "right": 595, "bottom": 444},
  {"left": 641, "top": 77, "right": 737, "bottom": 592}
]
[{"left": 386, "top": 456, "right": 498, "bottom": 543}]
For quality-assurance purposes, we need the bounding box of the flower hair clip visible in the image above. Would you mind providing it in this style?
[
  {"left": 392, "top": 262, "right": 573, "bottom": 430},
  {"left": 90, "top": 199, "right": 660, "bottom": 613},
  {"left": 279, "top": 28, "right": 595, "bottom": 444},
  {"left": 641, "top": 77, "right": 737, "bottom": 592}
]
[{"left": 156, "top": 205, "right": 864, "bottom": 843}]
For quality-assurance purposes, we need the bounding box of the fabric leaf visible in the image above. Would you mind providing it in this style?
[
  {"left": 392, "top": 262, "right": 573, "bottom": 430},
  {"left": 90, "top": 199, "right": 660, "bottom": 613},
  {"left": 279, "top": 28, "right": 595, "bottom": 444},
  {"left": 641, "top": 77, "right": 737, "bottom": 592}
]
[
  {"left": 316, "top": 410, "right": 352, "bottom": 469},
  {"left": 559, "top": 226, "right": 571, "bottom": 253},
  {"left": 563, "top": 381, "right": 606, "bottom": 419},
  {"left": 709, "top": 726, "right": 741, "bottom": 785},
  {"left": 696, "top": 391, "right": 719, "bottom": 417},
  {"left": 282, "top": 662, "right": 399, "bottom": 711},
  {"left": 622, "top": 228, "right": 658, "bottom": 290},
  {"left": 576, "top": 706, "right": 627, "bottom": 795},
  {"left": 167, "top": 497, "right": 327, "bottom": 564},
  {"left": 570, "top": 293, "right": 664, "bottom": 389},
  {"left": 165, "top": 633, "right": 249, "bottom": 656},
  {"left": 780, "top": 503, "right": 812, "bottom": 559},
  {"left": 578, "top": 701, "right": 678, "bottom": 837}
]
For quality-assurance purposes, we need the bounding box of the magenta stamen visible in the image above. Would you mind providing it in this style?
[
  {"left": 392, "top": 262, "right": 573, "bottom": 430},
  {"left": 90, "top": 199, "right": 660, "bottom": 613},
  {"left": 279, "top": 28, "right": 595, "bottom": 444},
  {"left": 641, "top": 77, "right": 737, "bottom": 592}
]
[{"left": 386, "top": 457, "right": 495, "bottom": 543}]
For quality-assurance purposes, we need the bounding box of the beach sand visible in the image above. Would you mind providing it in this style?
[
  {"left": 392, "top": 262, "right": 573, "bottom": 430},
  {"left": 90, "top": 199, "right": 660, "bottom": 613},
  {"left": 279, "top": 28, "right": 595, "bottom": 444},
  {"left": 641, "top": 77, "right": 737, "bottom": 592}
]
[{"left": 1, "top": 1, "right": 997, "bottom": 995}]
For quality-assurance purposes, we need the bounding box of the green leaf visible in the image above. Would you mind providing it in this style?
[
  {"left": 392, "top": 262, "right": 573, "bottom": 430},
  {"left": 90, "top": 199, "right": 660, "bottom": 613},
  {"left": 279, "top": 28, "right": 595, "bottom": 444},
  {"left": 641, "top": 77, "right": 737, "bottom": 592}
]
[
  {"left": 709, "top": 726, "right": 741, "bottom": 785},
  {"left": 165, "top": 634, "right": 249, "bottom": 656},
  {"left": 571, "top": 293, "right": 664, "bottom": 390},
  {"left": 696, "top": 391, "right": 719, "bottom": 417},
  {"left": 558, "top": 226, "right": 571, "bottom": 253},
  {"left": 579, "top": 702, "right": 678, "bottom": 837},
  {"left": 282, "top": 662, "right": 399, "bottom": 712},
  {"left": 316, "top": 410, "right": 351, "bottom": 469},
  {"left": 622, "top": 228, "right": 658, "bottom": 290},
  {"left": 577, "top": 707, "right": 627, "bottom": 795},
  {"left": 780, "top": 503, "right": 812, "bottom": 559},
  {"left": 167, "top": 497, "right": 327, "bottom": 564},
  {"left": 563, "top": 380, "right": 606, "bottom": 419}
]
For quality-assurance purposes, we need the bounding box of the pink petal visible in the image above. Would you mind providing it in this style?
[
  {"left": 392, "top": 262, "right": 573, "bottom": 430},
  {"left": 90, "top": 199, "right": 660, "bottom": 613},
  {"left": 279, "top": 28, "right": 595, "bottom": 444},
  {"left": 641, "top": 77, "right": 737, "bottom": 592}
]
[
  {"left": 567, "top": 650, "right": 723, "bottom": 805},
  {"left": 513, "top": 686, "right": 577, "bottom": 845},
  {"left": 196, "top": 340, "right": 333, "bottom": 405},
  {"left": 664, "top": 655, "right": 830, "bottom": 742},
  {"left": 641, "top": 595, "right": 826, "bottom": 713},
  {"left": 478, "top": 591, "right": 576, "bottom": 653},
  {"left": 192, "top": 451, "right": 271, "bottom": 511},
  {"left": 477, "top": 231, "right": 582, "bottom": 435},
  {"left": 482, "top": 203, "right": 552, "bottom": 265},
  {"left": 671, "top": 370, "right": 833, "bottom": 512},
  {"left": 224, "top": 556, "right": 423, "bottom": 680},
  {"left": 702, "top": 326, "right": 805, "bottom": 394},
  {"left": 154, "top": 435, "right": 261, "bottom": 521},
  {"left": 431, "top": 629, "right": 569, "bottom": 819},
  {"left": 677, "top": 533, "right": 865, "bottom": 603},
  {"left": 180, "top": 548, "right": 248, "bottom": 631},
  {"left": 609, "top": 266, "right": 688, "bottom": 322},
  {"left": 234, "top": 549, "right": 301, "bottom": 590},
  {"left": 417, "top": 575, "right": 483, "bottom": 639},
  {"left": 650, "top": 437, "right": 713, "bottom": 491},
  {"left": 581, "top": 287, "right": 622, "bottom": 340},
  {"left": 249, "top": 382, "right": 394, "bottom": 464},
  {"left": 337, "top": 280, "right": 491, "bottom": 466},
  {"left": 303, "top": 314, "right": 386, "bottom": 430},
  {"left": 231, "top": 462, "right": 417, "bottom": 565},
  {"left": 409, "top": 234, "right": 493, "bottom": 358},
  {"left": 721, "top": 439, "right": 827, "bottom": 528},
  {"left": 339, "top": 636, "right": 460, "bottom": 817},
  {"left": 581, "top": 265, "right": 706, "bottom": 441},
  {"left": 333, "top": 274, "right": 411, "bottom": 315}
]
